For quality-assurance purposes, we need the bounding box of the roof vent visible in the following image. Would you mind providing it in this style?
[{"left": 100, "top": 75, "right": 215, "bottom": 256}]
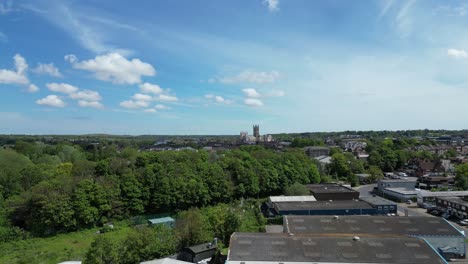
[
  {"left": 353, "top": 236, "right": 360, "bottom": 241},
  {"left": 333, "top": 215, "right": 339, "bottom": 219}
]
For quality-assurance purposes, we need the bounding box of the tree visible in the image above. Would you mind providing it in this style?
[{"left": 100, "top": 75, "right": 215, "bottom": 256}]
[
  {"left": 367, "top": 166, "right": 384, "bottom": 183},
  {"left": 84, "top": 236, "right": 120, "bottom": 264},
  {"left": 284, "top": 182, "right": 309, "bottom": 196},
  {"left": 455, "top": 164, "right": 468, "bottom": 190},
  {"left": 175, "top": 208, "right": 210, "bottom": 248}
]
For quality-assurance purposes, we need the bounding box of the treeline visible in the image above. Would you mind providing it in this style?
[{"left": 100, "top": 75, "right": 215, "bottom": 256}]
[
  {"left": 84, "top": 202, "right": 262, "bottom": 264},
  {"left": 0, "top": 142, "right": 321, "bottom": 239}
]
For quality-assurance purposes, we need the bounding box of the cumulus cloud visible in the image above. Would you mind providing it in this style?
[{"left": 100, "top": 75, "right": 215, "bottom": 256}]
[
  {"left": 33, "top": 63, "right": 62, "bottom": 77},
  {"left": 27, "top": 84, "right": 39, "bottom": 93},
  {"left": 0, "top": 54, "right": 29, "bottom": 85},
  {"left": 242, "top": 88, "right": 261, "bottom": 98},
  {"left": 155, "top": 104, "right": 170, "bottom": 110},
  {"left": 46, "top": 83, "right": 79, "bottom": 94},
  {"left": 77, "top": 100, "right": 103, "bottom": 109},
  {"left": 36, "top": 95, "right": 66, "bottom": 107},
  {"left": 66, "top": 53, "right": 156, "bottom": 84},
  {"left": 447, "top": 48, "right": 468, "bottom": 59},
  {"left": 215, "top": 96, "right": 225, "bottom": 103},
  {"left": 263, "top": 0, "right": 279, "bottom": 12},
  {"left": 244, "top": 98, "right": 264, "bottom": 107},
  {"left": 140, "top": 82, "right": 163, "bottom": 94},
  {"left": 120, "top": 100, "right": 150, "bottom": 109},
  {"left": 132, "top": 93, "right": 153, "bottom": 101},
  {"left": 156, "top": 94, "right": 178, "bottom": 102},
  {"left": 144, "top": 108, "right": 157, "bottom": 113},
  {"left": 216, "top": 70, "right": 280, "bottom": 84},
  {"left": 69, "top": 90, "right": 102, "bottom": 101}
]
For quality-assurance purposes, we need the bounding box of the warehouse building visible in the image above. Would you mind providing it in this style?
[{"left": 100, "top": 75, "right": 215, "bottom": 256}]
[
  {"left": 227, "top": 232, "right": 447, "bottom": 264},
  {"left": 284, "top": 215, "right": 466, "bottom": 260},
  {"left": 417, "top": 190, "right": 468, "bottom": 206},
  {"left": 262, "top": 195, "right": 397, "bottom": 217},
  {"left": 307, "top": 183, "right": 360, "bottom": 201},
  {"left": 436, "top": 196, "right": 468, "bottom": 219}
]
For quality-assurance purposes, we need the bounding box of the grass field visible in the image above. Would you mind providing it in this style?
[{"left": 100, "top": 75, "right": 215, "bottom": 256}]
[{"left": 0, "top": 224, "right": 132, "bottom": 264}]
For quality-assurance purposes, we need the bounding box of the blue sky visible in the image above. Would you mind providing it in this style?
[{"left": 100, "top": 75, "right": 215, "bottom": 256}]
[{"left": 1, "top": 0, "right": 468, "bottom": 135}]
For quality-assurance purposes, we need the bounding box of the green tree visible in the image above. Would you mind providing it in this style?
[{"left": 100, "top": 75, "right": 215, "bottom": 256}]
[
  {"left": 175, "top": 208, "right": 210, "bottom": 248},
  {"left": 84, "top": 236, "right": 120, "bottom": 264},
  {"left": 284, "top": 182, "right": 310, "bottom": 196},
  {"left": 455, "top": 164, "right": 468, "bottom": 190}
]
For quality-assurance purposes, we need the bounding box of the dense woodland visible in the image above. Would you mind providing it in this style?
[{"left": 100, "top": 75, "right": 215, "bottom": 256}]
[{"left": 2, "top": 132, "right": 468, "bottom": 263}]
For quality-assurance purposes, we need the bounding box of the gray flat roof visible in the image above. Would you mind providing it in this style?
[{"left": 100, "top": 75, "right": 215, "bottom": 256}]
[
  {"left": 228, "top": 232, "right": 446, "bottom": 264},
  {"left": 275, "top": 200, "right": 374, "bottom": 211},
  {"left": 418, "top": 190, "right": 468, "bottom": 197},
  {"left": 385, "top": 188, "right": 418, "bottom": 195},
  {"left": 270, "top": 195, "right": 317, "bottom": 203},
  {"left": 307, "top": 183, "right": 358, "bottom": 194},
  {"left": 359, "top": 196, "right": 397, "bottom": 206},
  {"left": 284, "top": 215, "right": 463, "bottom": 237}
]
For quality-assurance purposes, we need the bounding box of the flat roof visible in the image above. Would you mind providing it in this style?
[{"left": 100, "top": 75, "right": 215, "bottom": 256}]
[
  {"left": 384, "top": 188, "right": 418, "bottom": 195},
  {"left": 380, "top": 177, "right": 418, "bottom": 183},
  {"left": 438, "top": 196, "right": 468, "bottom": 207},
  {"left": 284, "top": 215, "right": 463, "bottom": 237},
  {"left": 148, "top": 217, "right": 175, "bottom": 224},
  {"left": 228, "top": 232, "right": 446, "bottom": 264},
  {"left": 418, "top": 190, "right": 468, "bottom": 198},
  {"left": 275, "top": 200, "right": 374, "bottom": 211},
  {"left": 270, "top": 196, "right": 317, "bottom": 203},
  {"left": 359, "top": 196, "right": 397, "bottom": 206},
  {"left": 307, "top": 183, "right": 358, "bottom": 194}
]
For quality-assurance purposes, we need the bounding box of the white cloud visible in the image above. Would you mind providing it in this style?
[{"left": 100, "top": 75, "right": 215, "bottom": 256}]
[
  {"left": 217, "top": 70, "right": 280, "bottom": 84},
  {"left": 78, "top": 100, "right": 103, "bottom": 109},
  {"left": 36, "top": 95, "right": 66, "bottom": 107},
  {"left": 244, "top": 98, "right": 264, "bottom": 107},
  {"left": 70, "top": 90, "right": 102, "bottom": 101},
  {"left": 267, "top": 90, "right": 285, "bottom": 97},
  {"left": 0, "top": 54, "right": 29, "bottom": 85},
  {"left": 132, "top": 93, "right": 153, "bottom": 101},
  {"left": 144, "top": 108, "right": 157, "bottom": 113},
  {"left": 156, "top": 94, "right": 178, "bottom": 102},
  {"left": 140, "top": 82, "right": 163, "bottom": 94},
  {"left": 64, "top": 54, "right": 77, "bottom": 63},
  {"left": 68, "top": 53, "right": 156, "bottom": 84},
  {"left": 155, "top": 104, "right": 170, "bottom": 110},
  {"left": 447, "top": 48, "right": 468, "bottom": 59},
  {"left": 27, "top": 84, "right": 39, "bottom": 93},
  {"left": 263, "top": 0, "right": 279, "bottom": 12},
  {"left": 46, "top": 83, "right": 79, "bottom": 94},
  {"left": 242, "top": 88, "right": 261, "bottom": 98},
  {"left": 120, "top": 100, "right": 149, "bottom": 109},
  {"left": 33, "top": 63, "right": 62, "bottom": 77},
  {"left": 215, "top": 96, "right": 225, "bottom": 103},
  {"left": 204, "top": 94, "right": 214, "bottom": 99}
]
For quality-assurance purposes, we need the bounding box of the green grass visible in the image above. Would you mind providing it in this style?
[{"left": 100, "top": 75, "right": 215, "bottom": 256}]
[{"left": 0, "top": 224, "right": 133, "bottom": 264}]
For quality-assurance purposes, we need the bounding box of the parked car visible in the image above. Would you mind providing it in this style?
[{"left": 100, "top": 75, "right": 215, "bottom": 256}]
[
  {"left": 458, "top": 219, "right": 468, "bottom": 226},
  {"left": 429, "top": 210, "right": 442, "bottom": 216},
  {"left": 406, "top": 200, "right": 412, "bottom": 205}
]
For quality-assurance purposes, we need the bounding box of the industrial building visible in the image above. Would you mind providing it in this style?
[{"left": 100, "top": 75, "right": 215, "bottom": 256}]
[
  {"left": 436, "top": 196, "right": 468, "bottom": 219},
  {"left": 227, "top": 232, "right": 447, "bottom": 264},
  {"left": 284, "top": 215, "right": 466, "bottom": 260},
  {"left": 377, "top": 178, "right": 418, "bottom": 202},
  {"left": 307, "top": 183, "right": 360, "bottom": 201},
  {"left": 417, "top": 190, "right": 468, "bottom": 206},
  {"left": 262, "top": 195, "right": 397, "bottom": 217}
]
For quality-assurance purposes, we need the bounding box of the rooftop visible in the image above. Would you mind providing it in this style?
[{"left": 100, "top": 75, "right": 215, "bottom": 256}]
[
  {"left": 148, "top": 217, "right": 175, "bottom": 224},
  {"left": 141, "top": 258, "right": 192, "bottom": 264},
  {"left": 359, "top": 196, "right": 397, "bottom": 206},
  {"left": 228, "top": 232, "right": 446, "bottom": 264},
  {"left": 384, "top": 188, "right": 419, "bottom": 195},
  {"left": 379, "top": 177, "right": 418, "bottom": 183},
  {"left": 186, "top": 242, "right": 217, "bottom": 254},
  {"left": 307, "top": 183, "right": 358, "bottom": 194},
  {"left": 418, "top": 190, "right": 468, "bottom": 197},
  {"left": 275, "top": 200, "right": 374, "bottom": 211},
  {"left": 269, "top": 196, "right": 317, "bottom": 203},
  {"left": 284, "top": 215, "right": 463, "bottom": 237},
  {"left": 438, "top": 196, "right": 468, "bottom": 207}
]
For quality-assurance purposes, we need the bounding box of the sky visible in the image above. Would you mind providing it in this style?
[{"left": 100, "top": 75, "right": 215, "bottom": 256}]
[{"left": 1, "top": 0, "right": 468, "bottom": 135}]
